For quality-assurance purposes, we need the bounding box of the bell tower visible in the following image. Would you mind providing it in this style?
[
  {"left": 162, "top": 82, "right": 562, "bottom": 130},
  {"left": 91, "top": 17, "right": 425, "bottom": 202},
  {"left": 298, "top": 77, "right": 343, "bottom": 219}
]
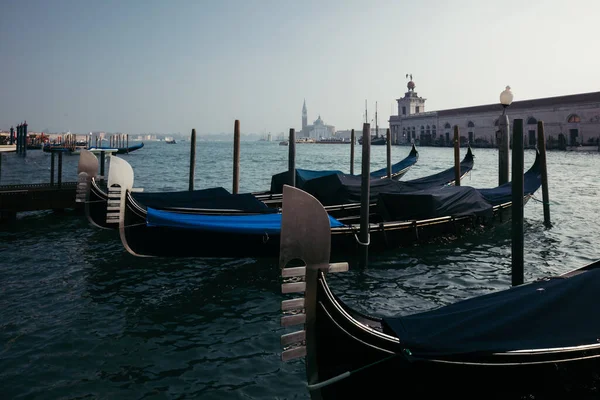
[{"left": 302, "top": 99, "right": 308, "bottom": 134}]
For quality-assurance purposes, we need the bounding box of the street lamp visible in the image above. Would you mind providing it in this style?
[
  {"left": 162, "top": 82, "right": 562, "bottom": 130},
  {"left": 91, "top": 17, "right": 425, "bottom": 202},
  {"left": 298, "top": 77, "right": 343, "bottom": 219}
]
[{"left": 498, "top": 85, "right": 513, "bottom": 185}]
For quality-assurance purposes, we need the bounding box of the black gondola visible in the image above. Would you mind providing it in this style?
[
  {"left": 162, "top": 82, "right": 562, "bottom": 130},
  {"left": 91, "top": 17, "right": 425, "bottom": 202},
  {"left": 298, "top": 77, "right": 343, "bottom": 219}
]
[
  {"left": 278, "top": 184, "right": 600, "bottom": 399},
  {"left": 114, "top": 150, "right": 539, "bottom": 258},
  {"left": 76, "top": 144, "right": 436, "bottom": 230}
]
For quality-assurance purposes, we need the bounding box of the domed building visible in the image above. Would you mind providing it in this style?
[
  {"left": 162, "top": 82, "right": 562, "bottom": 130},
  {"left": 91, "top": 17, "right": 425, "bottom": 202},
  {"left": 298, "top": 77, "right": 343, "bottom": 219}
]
[{"left": 300, "top": 100, "right": 335, "bottom": 139}]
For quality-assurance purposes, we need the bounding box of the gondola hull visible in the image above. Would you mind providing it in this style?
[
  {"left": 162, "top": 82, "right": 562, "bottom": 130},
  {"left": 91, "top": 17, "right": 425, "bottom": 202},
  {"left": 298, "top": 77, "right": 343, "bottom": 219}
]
[
  {"left": 278, "top": 185, "right": 600, "bottom": 399},
  {"left": 312, "top": 271, "right": 600, "bottom": 399},
  {"left": 119, "top": 191, "right": 520, "bottom": 259}
]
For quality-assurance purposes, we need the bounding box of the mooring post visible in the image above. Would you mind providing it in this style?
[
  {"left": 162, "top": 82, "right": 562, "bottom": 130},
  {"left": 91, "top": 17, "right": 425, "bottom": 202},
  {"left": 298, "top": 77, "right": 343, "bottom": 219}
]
[
  {"left": 288, "top": 128, "right": 296, "bottom": 187},
  {"left": 512, "top": 119, "right": 524, "bottom": 287},
  {"left": 498, "top": 112, "right": 510, "bottom": 186},
  {"left": 9, "top": 126, "right": 14, "bottom": 145},
  {"left": 16, "top": 124, "right": 20, "bottom": 154},
  {"left": 23, "top": 121, "right": 27, "bottom": 157},
  {"left": 126, "top": 134, "right": 129, "bottom": 153},
  {"left": 233, "top": 120, "right": 241, "bottom": 194},
  {"left": 0, "top": 153, "right": 2, "bottom": 185},
  {"left": 100, "top": 151, "right": 106, "bottom": 180},
  {"left": 453, "top": 125, "right": 461, "bottom": 186},
  {"left": 350, "top": 128, "right": 355, "bottom": 175},
  {"left": 386, "top": 128, "right": 392, "bottom": 179},
  {"left": 57, "top": 151, "right": 63, "bottom": 188},
  {"left": 537, "top": 121, "right": 551, "bottom": 228},
  {"left": 50, "top": 151, "right": 55, "bottom": 186},
  {"left": 359, "top": 122, "right": 371, "bottom": 267},
  {"left": 189, "top": 128, "right": 196, "bottom": 191}
]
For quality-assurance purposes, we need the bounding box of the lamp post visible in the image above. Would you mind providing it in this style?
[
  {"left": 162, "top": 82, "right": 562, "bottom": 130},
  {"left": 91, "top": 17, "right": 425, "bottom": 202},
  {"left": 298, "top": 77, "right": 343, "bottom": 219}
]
[{"left": 498, "top": 86, "right": 513, "bottom": 185}]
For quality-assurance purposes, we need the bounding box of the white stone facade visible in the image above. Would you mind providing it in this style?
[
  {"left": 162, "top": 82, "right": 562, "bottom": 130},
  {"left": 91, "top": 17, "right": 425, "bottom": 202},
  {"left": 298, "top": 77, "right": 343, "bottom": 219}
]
[{"left": 389, "top": 83, "right": 600, "bottom": 150}]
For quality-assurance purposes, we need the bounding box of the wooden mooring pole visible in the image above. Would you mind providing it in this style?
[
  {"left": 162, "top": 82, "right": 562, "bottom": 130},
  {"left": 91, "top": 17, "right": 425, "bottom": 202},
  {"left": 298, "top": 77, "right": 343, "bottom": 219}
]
[
  {"left": 57, "top": 151, "right": 63, "bottom": 188},
  {"left": 453, "top": 125, "right": 461, "bottom": 186},
  {"left": 233, "top": 120, "right": 241, "bottom": 194},
  {"left": 350, "top": 129, "right": 355, "bottom": 175},
  {"left": 288, "top": 128, "right": 296, "bottom": 187},
  {"left": 50, "top": 152, "right": 55, "bottom": 186},
  {"left": 512, "top": 119, "right": 524, "bottom": 287},
  {"left": 189, "top": 129, "right": 196, "bottom": 191},
  {"left": 537, "top": 121, "right": 551, "bottom": 228},
  {"left": 100, "top": 151, "right": 106, "bottom": 180},
  {"left": 498, "top": 111, "right": 510, "bottom": 186},
  {"left": 359, "top": 123, "right": 371, "bottom": 267},
  {"left": 386, "top": 128, "right": 392, "bottom": 178}
]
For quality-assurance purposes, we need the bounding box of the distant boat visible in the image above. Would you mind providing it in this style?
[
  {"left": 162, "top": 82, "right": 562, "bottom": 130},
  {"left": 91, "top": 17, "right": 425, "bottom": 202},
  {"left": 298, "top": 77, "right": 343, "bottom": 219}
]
[
  {"left": 165, "top": 138, "right": 177, "bottom": 144},
  {"left": 279, "top": 141, "right": 289, "bottom": 146}
]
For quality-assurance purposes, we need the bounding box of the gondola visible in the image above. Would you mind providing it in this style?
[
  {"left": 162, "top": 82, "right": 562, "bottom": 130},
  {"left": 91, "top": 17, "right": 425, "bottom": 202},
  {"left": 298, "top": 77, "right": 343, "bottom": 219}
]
[
  {"left": 87, "top": 142, "right": 144, "bottom": 154},
  {"left": 77, "top": 144, "right": 465, "bottom": 230},
  {"left": 46, "top": 142, "right": 144, "bottom": 155},
  {"left": 266, "top": 143, "right": 419, "bottom": 195},
  {"left": 278, "top": 184, "right": 600, "bottom": 399},
  {"left": 114, "top": 149, "right": 540, "bottom": 258}
]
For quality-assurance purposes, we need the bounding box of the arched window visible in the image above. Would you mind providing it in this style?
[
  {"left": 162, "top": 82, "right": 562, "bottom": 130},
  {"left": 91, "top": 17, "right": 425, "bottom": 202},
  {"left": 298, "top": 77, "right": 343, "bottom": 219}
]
[
  {"left": 420, "top": 126, "right": 425, "bottom": 135},
  {"left": 411, "top": 126, "right": 416, "bottom": 139},
  {"left": 444, "top": 122, "right": 451, "bottom": 129},
  {"left": 426, "top": 125, "right": 430, "bottom": 135},
  {"left": 568, "top": 114, "right": 581, "bottom": 123},
  {"left": 467, "top": 121, "right": 475, "bottom": 128},
  {"left": 527, "top": 117, "right": 537, "bottom": 125},
  {"left": 432, "top": 125, "right": 437, "bottom": 137}
]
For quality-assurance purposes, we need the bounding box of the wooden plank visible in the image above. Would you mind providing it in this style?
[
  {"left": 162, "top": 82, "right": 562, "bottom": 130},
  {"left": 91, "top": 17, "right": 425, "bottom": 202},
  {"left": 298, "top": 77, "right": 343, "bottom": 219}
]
[{"left": 328, "top": 262, "right": 349, "bottom": 273}]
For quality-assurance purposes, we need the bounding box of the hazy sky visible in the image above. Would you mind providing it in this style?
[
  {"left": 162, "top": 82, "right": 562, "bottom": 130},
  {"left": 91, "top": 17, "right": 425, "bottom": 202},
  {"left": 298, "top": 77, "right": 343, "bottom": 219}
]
[{"left": 1, "top": 0, "right": 598, "bottom": 135}]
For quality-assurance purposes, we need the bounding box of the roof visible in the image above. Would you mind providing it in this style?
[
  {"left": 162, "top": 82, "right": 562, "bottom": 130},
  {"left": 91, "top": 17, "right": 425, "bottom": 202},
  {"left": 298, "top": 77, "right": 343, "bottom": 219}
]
[{"left": 436, "top": 91, "right": 600, "bottom": 117}]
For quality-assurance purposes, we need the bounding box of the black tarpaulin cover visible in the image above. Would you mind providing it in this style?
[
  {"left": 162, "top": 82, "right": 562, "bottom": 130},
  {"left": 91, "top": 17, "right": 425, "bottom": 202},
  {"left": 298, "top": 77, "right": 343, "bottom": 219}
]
[
  {"left": 376, "top": 185, "right": 493, "bottom": 221},
  {"left": 269, "top": 145, "right": 418, "bottom": 194},
  {"left": 382, "top": 268, "right": 600, "bottom": 356},
  {"left": 478, "top": 150, "right": 542, "bottom": 205},
  {"left": 132, "top": 187, "right": 277, "bottom": 213},
  {"left": 398, "top": 147, "right": 474, "bottom": 191}
]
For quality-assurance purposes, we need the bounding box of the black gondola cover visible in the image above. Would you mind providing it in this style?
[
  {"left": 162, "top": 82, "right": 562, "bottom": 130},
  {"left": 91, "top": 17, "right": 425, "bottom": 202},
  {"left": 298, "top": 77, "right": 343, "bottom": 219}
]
[
  {"left": 382, "top": 268, "right": 600, "bottom": 356},
  {"left": 376, "top": 185, "right": 494, "bottom": 221},
  {"left": 132, "top": 187, "right": 277, "bottom": 213}
]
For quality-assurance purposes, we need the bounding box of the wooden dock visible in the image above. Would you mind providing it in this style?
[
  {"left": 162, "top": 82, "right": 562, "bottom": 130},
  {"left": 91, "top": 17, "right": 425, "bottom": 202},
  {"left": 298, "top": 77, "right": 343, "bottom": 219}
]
[{"left": 0, "top": 181, "right": 79, "bottom": 221}]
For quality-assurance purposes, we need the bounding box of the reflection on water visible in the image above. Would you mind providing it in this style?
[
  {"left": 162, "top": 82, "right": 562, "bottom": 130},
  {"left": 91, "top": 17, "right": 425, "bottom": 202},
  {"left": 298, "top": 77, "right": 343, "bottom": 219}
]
[{"left": 0, "top": 142, "right": 599, "bottom": 399}]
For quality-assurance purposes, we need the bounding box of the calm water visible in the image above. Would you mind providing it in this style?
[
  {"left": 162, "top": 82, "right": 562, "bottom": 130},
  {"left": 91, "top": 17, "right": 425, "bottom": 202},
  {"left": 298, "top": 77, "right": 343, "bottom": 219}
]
[{"left": 1, "top": 141, "right": 599, "bottom": 399}]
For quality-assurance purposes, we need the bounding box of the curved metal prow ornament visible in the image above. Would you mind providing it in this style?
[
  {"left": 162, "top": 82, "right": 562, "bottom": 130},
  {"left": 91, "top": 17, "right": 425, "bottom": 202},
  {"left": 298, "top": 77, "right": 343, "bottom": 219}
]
[
  {"left": 76, "top": 149, "right": 98, "bottom": 203},
  {"left": 279, "top": 185, "right": 348, "bottom": 393}
]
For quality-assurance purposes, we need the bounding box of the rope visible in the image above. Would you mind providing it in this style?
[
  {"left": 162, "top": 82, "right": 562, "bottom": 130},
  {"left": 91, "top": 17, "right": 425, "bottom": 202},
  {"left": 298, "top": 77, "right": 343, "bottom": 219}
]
[
  {"left": 353, "top": 232, "right": 370, "bottom": 246},
  {"left": 307, "top": 354, "right": 398, "bottom": 391},
  {"left": 531, "top": 195, "right": 552, "bottom": 205}
]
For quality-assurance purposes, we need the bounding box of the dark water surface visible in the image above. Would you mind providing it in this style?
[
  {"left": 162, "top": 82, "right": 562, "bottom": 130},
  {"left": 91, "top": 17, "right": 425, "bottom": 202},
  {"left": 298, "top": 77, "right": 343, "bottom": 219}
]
[{"left": 1, "top": 141, "right": 599, "bottom": 399}]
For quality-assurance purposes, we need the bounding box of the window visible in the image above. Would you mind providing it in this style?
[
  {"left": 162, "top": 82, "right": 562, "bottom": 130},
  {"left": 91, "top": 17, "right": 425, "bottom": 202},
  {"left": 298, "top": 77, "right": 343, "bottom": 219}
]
[
  {"left": 527, "top": 117, "right": 537, "bottom": 125},
  {"left": 402, "top": 106, "right": 406, "bottom": 115},
  {"left": 568, "top": 114, "right": 581, "bottom": 123},
  {"left": 420, "top": 126, "right": 425, "bottom": 136},
  {"left": 444, "top": 122, "right": 451, "bottom": 129},
  {"left": 467, "top": 121, "right": 475, "bottom": 128},
  {"left": 415, "top": 106, "right": 420, "bottom": 113}
]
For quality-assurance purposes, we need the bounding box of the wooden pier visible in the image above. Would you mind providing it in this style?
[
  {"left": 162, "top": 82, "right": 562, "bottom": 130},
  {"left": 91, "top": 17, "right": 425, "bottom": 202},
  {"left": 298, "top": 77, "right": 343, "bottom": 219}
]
[{"left": 0, "top": 181, "right": 80, "bottom": 221}]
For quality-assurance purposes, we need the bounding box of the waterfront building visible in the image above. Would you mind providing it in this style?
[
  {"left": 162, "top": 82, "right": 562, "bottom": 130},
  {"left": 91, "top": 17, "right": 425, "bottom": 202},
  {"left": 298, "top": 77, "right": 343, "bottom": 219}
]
[{"left": 389, "top": 78, "right": 600, "bottom": 150}]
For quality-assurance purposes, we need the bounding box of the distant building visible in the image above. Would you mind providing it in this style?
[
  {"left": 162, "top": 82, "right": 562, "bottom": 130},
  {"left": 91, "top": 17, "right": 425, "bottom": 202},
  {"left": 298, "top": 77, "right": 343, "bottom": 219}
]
[
  {"left": 389, "top": 77, "right": 600, "bottom": 150},
  {"left": 300, "top": 100, "right": 335, "bottom": 139}
]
